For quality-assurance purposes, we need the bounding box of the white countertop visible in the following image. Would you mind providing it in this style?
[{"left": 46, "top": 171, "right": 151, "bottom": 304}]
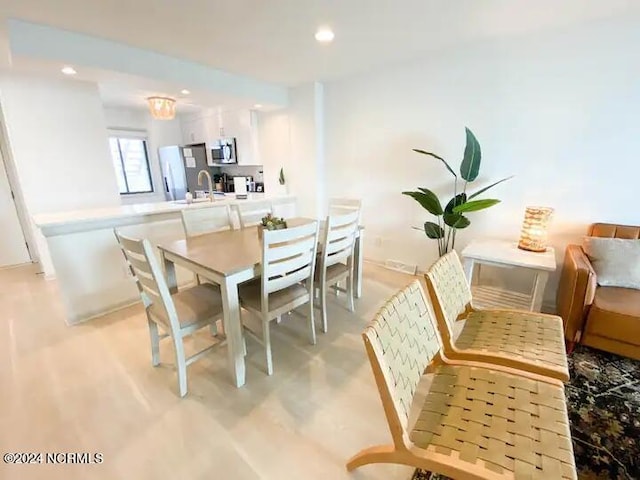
[
  {"left": 461, "top": 239, "right": 556, "bottom": 271},
  {"left": 34, "top": 193, "right": 295, "bottom": 236}
]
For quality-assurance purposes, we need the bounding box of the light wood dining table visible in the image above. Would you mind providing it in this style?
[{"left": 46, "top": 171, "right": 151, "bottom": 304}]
[{"left": 158, "top": 217, "right": 364, "bottom": 388}]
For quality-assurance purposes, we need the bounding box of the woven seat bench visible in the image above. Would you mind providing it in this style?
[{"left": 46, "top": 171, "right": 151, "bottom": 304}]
[
  {"left": 346, "top": 280, "right": 577, "bottom": 479},
  {"left": 425, "top": 251, "right": 569, "bottom": 382}
]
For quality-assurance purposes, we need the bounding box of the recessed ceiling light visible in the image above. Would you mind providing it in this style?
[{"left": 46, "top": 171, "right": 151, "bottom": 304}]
[
  {"left": 61, "top": 66, "right": 77, "bottom": 75},
  {"left": 315, "top": 27, "right": 334, "bottom": 43},
  {"left": 181, "top": 89, "right": 190, "bottom": 95},
  {"left": 254, "top": 104, "right": 263, "bottom": 108}
]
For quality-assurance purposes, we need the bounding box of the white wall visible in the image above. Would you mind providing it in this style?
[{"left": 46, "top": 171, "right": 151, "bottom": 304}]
[
  {"left": 0, "top": 75, "right": 121, "bottom": 273},
  {"left": 324, "top": 16, "right": 640, "bottom": 306},
  {"left": 103, "top": 106, "right": 183, "bottom": 204},
  {"left": 286, "top": 82, "right": 326, "bottom": 218},
  {"left": 257, "top": 110, "right": 290, "bottom": 196}
]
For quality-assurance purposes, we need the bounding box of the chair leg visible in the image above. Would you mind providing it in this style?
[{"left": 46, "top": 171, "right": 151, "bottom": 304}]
[
  {"left": 308, "top": 300, "right": 317, "bottom": 345},
  {"left": 147, "top": 318, "right": 160, "bottom": 367},
  {"left": 566, "top": 340, "right": 576, "bottom": 355},
  {"left": 347, "top": 274, "right": 355, "bottom": 313},
  {"left": 209, "top": 320, "right": 219, "bottom": 337},
  {"left": 172, "top": 335, "right": 188, "bottom": 397},
  {"left": 346, "top": 444, "right": 398, "bottom": 471},
  {"left": 320, "top": 283, "right": 328, "bottom": 334},
  {"left": 262, "top": 319, "right": 273, "bottom": 375}
]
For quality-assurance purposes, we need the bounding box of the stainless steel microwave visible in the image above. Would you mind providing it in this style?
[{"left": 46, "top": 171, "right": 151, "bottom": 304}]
[{"left": 209, "top": 137, "right": 237, "bottom": 164}]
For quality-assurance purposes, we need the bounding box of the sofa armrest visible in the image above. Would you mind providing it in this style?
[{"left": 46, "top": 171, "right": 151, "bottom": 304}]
[{"left": 556, "top": 244, "right": 597, "bottom": 342}]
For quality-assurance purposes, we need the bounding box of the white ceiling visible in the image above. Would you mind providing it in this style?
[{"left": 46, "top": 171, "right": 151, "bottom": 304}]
[{"left": 3, "top": 0, "right": 639, "bottom": 86}]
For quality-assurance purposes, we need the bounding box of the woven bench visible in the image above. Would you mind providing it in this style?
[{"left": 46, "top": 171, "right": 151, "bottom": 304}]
[
  {"left": 425, "top": 251, "right": 569, "bottom": 382},
  {"left": 346, "top": 280, "right": 576, "bottom": 479}
]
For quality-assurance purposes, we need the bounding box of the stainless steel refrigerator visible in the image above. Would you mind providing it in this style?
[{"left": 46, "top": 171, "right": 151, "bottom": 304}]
[{"left": 159, "top": 143, "right": 211, "bottom": 201}]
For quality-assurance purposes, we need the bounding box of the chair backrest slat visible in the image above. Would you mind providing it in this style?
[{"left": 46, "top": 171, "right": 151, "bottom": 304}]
[
  {"left": 261, "top": 221, "right": 319, "bottom": 310},
  {"left": 267, "top": 246, "right": 316, "bottom": 278},
  {"left": 233, "top": 201, "right": 273, "bottom": 229},
  {"left": 363, "top": 280, "right": 441, "bottom": 431},
  {"left": 126, "top": 255, "right": 153, "bottom": 277},
  {"left": 322, "top": 210, "right": 359, "bottom": 269},
  {"left": 424, "top": 251, "right": 472, "bottom": 341},
  {"left": 265, "top": 236, "right": 317, "bottom": 262},
  {"left": 115, "top": 230, "right": 180, "bottom": 332},
  {"left": 266, "top": 265, "right": 312, "bottom": 294},
  {"left": 328, "top": 197, "right": 362, "bottom": 222},
  {"left": 328, "top": 197, "right": 361, "bottom": 212},
  {"left": 181, "top": 205, "right": 233, "bottom": 237}
]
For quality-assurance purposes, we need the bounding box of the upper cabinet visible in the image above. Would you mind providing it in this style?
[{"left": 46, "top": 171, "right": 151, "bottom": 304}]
[
  {"left": 181, "top": 114, "right": 219, "bottom": 145},
  {"left": 181, "top": 109, "right": 261, "bottom": 165},
  {"left": 181, "top": 117, "right": 206, "bottom": 144},
  {"left": 220, "top": 110, "right": 261, "bottom": 166}
]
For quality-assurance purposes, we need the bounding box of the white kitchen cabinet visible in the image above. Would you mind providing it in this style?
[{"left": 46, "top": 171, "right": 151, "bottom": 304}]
[
  {"left": 181, "top": 118, "right": 206, "bottom": 144},
  {"left": 203, "top": 115, "right": 220, "bottom": 142},
  {"left": 181, "top": 109, "right": 261, "bottom": 165},
  {"left": 220, "top": 109, "right": 261, "bottom": 165}
]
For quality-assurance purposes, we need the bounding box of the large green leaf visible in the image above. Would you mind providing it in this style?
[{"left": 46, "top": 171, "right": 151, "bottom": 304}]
[
  {"left": 467, "top": 176, "right": 514, "bottom": 200},
  {"left": 444, "top": 193, "right": 467, "bottom": 214},
  {"left": 453, "top": 198, "right": 500, "bottom": 213},
  {"left": 443, "top": 212, "right": 471, "bottom": 229},
  {"left": 402, "top": 189, "right": 443, "bottom": 216},
  {"left": 459, "top": 127, "right": 481, "bottom": 182},
  {"left": 413, "top": 149, "right": 457, "bottom": 178},
  {"left": 424, "top": 221, "right": 445, "bottom": 239}
]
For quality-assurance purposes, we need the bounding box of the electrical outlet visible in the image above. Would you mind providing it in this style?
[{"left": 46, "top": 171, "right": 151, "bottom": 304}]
[{"left": 374, "top": 236, "right": 383, "bottom": 247}]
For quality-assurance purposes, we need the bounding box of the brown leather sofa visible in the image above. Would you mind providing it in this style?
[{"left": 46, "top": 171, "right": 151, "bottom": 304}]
[{"left": 557, "top": 222, "right": 640, "bottom": 360}]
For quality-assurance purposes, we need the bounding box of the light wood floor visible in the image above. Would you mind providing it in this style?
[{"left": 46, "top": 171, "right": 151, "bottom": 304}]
[{"left": 0, "top": 262, "right": 418, "bottom": 480}]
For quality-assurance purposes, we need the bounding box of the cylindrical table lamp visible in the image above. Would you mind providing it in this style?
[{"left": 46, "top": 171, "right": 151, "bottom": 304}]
[{"left": 518, "top": 206, "right": 554, "bottom": 252}]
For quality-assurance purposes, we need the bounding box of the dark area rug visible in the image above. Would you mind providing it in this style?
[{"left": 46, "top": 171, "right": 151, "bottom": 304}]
[{"left": 412, "top": 345, "right": 640, "bottom": 479}]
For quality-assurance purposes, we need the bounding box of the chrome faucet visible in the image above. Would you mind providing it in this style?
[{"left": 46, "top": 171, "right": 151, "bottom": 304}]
[{"left": 197, "top": 170, "right": 215, "bottom": 201}]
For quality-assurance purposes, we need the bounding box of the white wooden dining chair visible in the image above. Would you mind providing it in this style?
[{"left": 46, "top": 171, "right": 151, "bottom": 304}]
[
  {"left": 315, "top": 210, "right": 360, "bottom": 333},
  {"left": 232, "top": 200, "right": 273, "bottom": 229},
  {"left": 238, "top": 221, "right": 319, "bottom": 375},
  {"left": 115, "top": 230, "right": 225, "bottom": 397},
  {"left": 181, "top": 204, "right": 233, "bottom": 237},
  {"left": 328, "top": 197, "right": 362, "bottom": 218},
  {"left": 328, "top": 197, "right": 361, "bottom": 211}
]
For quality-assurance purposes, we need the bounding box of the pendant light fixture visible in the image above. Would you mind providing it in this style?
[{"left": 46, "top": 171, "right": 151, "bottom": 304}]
[{"left": 147, "top": 96, "right": 176, "bottom": 120}]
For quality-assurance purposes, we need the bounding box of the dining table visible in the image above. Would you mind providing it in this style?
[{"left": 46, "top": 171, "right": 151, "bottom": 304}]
[{"left": 157, "top": 217, "right": 364, "bottom": 388}]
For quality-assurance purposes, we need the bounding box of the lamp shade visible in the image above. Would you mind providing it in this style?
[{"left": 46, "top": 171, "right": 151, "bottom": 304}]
[
  {"left": 147, "top": 96, "right": 176, "bottom": 120},
  {"left": 517, "top": 206, "right": 554, "bottom": 252}
]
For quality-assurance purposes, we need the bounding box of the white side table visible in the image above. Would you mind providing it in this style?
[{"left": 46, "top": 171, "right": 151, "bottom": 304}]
[{"left": 461, "top": 239, "right": 556, "bottom": 312}]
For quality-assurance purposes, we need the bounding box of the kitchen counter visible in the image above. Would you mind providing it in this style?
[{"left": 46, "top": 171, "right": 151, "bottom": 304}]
[
  {"left": 34, "top": 193, "right": 297, "bottom": 324},
  {"left": 34, "top": 193, "right": 295, "bottom": 237}
]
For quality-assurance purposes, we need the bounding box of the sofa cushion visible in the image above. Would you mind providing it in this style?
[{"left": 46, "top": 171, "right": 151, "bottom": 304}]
[
  {"left": 582, "top": 237, "right": 640, "bottom": 289},
  {"left": 585, "top": 286, "right": 640, "bottom": 346}
]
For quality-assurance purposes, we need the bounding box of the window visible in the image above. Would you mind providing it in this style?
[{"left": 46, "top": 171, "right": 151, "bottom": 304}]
[{"left": 109, "top": 137, "right": 153, "bottom": 194}]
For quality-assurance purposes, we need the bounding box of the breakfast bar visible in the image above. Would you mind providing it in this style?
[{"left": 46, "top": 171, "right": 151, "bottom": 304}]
[{"left": 34, "top": 194, "right": 297, "bottom": 324}]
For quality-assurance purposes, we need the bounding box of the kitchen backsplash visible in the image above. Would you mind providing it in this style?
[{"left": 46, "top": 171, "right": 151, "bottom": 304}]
[{"left": 213, "top": 165, "right": 264, "bottom": 182}]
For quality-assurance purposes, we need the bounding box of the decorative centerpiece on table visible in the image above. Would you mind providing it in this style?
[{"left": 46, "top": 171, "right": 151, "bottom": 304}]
[{"left": 257, "top": 214, "right": 287, "bottom": 240}]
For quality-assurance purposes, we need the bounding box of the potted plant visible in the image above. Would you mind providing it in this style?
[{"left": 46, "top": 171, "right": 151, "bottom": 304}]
[
  {"left": 277, "top": 167, "right": 287, "bottom": 195},
  {"left": 403, "top": 127, "right": 513, "bottom": 256},
  {"left": 258, "top": 213, "right": 288, "bottom": 240}
]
